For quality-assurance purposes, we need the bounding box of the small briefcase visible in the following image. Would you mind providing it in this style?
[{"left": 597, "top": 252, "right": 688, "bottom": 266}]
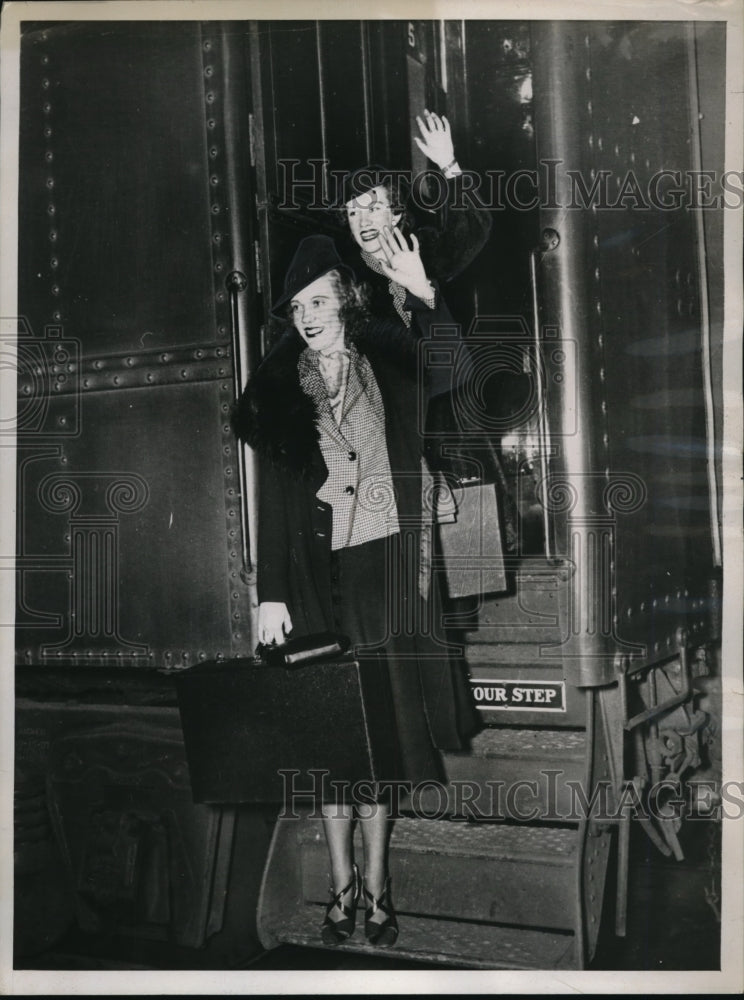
[{"left": 174, "top": 650, "right": 402, "bottom": 804}]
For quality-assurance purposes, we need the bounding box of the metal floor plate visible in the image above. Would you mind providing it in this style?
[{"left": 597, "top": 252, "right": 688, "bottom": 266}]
[
  {"left": 464, "top": 727, "right": 587, "bottom": 758},
  {"left": 272, "top": 909, "right": 576, "bottom": 969}
]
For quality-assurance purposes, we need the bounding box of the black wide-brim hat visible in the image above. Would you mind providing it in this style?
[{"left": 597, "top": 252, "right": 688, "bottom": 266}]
[{"left": 270, "top": 234, "right": 355, "bottom": 319}]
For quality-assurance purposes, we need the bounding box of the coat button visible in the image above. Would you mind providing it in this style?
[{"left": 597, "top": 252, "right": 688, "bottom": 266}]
[
  {"left": 348, "top": 451, "right": 357, "bottom": 461},
  {"left": 345, "top": 486, "right": 355, "bottom": 495}
]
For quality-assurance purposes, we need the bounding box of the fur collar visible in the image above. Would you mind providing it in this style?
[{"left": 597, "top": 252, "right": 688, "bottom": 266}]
[{"left": 232, "top": 323, "right": 416, "bottom": 478}]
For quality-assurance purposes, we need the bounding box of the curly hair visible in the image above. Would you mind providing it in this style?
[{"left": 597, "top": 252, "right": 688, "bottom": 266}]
[{"left": 271, "top": 267, "right": 372, "bottom": 346}]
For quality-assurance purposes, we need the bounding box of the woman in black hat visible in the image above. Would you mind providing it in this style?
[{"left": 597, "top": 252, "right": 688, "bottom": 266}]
[{"left": 233, "top": 232, "right": 477, "bottom": 948}]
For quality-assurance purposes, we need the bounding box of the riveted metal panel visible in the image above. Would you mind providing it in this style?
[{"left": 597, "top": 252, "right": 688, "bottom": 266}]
[
  {"left": 587, "top": 23, "right": 715, "bottom": 657},
  {"left": 17, "top": 21, "right": 254, "bottom": 669},
  {"left": 16, "top": 379, "right": 252, "bottom": 668},
  {"left": 531, "top": 22, "right": 718, "bottom": 683},
  {"left": 19, "top": 20, "right": 229, "bottom": 357}
]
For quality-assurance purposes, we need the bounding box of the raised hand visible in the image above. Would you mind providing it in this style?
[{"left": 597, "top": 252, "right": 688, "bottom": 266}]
[
  {"left": 414, "top": 109, "right": 457, "bottom": 171},
  {"left": 376, "top": 228, "right": 434, "bottom": 302}
]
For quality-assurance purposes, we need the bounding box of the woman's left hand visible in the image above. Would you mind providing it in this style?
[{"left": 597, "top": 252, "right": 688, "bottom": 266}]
[{"left": 377, "top": 228, "right": 435, "bottom": 303}]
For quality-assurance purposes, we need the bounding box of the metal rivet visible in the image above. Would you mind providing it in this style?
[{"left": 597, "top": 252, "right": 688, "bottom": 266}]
[
  {"left": 45, "top": 150, "right": 53, "bottom": 162},
  {"left": 47, "top": 204, "right": 56, "bottom": 215},
  {"left": 126, "top": 356, "right": 134, "bottom": 366},
  {"left": 43, "top": 102, "right": 52, "bottom": 114},
  {"left": 46, "top": 177, "right": 54, "bottom": 189},
  {"left": 204, "top": 65, "right": 213, "bottom": 77},
  {"left": 207, "top": 118, "right": 216, "bottom": 129},
  {"left": 53, "top": 311, "right": 62, "bottom": 321},
  {"left": 210, "top": 175, "right": 219, "bottom": 186},
  {"left": 43, "top": 126, "right": 52, "bottom": 137},
  {"left": 51, "top": 284, "right": 60, "bottom": 295},
  {"left": 206, "top": 91, "right": 215, "bottom": 104},
  {"left": 113, "top": 375, "right": 120, "bottom": 385},
  {"left": 49, "top": 230, "right": 58, "bottom": 242}
]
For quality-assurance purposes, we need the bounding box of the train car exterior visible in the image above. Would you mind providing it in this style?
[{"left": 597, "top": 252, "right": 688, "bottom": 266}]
[{"left": 9, "top": 12, "right": 730, "bottom": 974}]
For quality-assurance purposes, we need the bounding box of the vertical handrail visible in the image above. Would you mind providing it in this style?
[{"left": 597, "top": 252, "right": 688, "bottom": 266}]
[
  {"left": 529, "top": 228, "right": 560, "bottom": 561},
  {"left": 226, "top": 269, "right": 252, "bottom": 578},
  {"left": 686, "top": 23, "right": 722, "bottom": 568}
]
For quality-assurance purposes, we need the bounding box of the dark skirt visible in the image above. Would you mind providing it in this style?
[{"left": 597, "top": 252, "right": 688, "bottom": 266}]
[{"left": 328, "top": 531, "right": 476, "bottom": 797}]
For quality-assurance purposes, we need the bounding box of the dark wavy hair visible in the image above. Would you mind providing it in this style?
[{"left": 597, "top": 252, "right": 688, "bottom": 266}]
[
  {"left": 271, "top": 267, "right": 372, "bottom": 345},
  {"left": 333, "top": 165, "right": 413, "bottom": 233}
]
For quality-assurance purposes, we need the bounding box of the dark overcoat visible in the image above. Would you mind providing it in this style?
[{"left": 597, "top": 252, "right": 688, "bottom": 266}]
[{"left": 232, "top": 299, "right": 479, "bottom": 769}]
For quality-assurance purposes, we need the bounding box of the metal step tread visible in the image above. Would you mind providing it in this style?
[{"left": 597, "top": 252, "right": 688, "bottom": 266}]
[
  {"left": 300, "top": 816, "right": 577, "bottom": 863},
  {"left": 465, "top": 643, "right": 563, "bottom": 661},
  {"left": 455, "top": 727, "right": 586, "bottom": 760},
  {"left": 272, "top": 908, "right": 575, "bottom": 969}
]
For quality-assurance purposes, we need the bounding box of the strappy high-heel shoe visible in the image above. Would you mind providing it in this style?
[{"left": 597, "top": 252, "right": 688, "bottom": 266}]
[
  {"left": 320, "top": 863, "right": 360, "bottom": 946},
  {"left": 362, "top": 876, "right": 399, "bottom": 947}
]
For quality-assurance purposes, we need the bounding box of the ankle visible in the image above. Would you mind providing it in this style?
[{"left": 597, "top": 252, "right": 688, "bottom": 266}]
[{"left": 363, "top": 872, "right": 389, "bottom": 901}]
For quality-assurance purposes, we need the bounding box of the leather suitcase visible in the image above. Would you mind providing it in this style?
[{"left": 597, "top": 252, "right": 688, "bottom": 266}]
[{"left": 174, "top": 654, "right": 402, "bottom": 804}]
